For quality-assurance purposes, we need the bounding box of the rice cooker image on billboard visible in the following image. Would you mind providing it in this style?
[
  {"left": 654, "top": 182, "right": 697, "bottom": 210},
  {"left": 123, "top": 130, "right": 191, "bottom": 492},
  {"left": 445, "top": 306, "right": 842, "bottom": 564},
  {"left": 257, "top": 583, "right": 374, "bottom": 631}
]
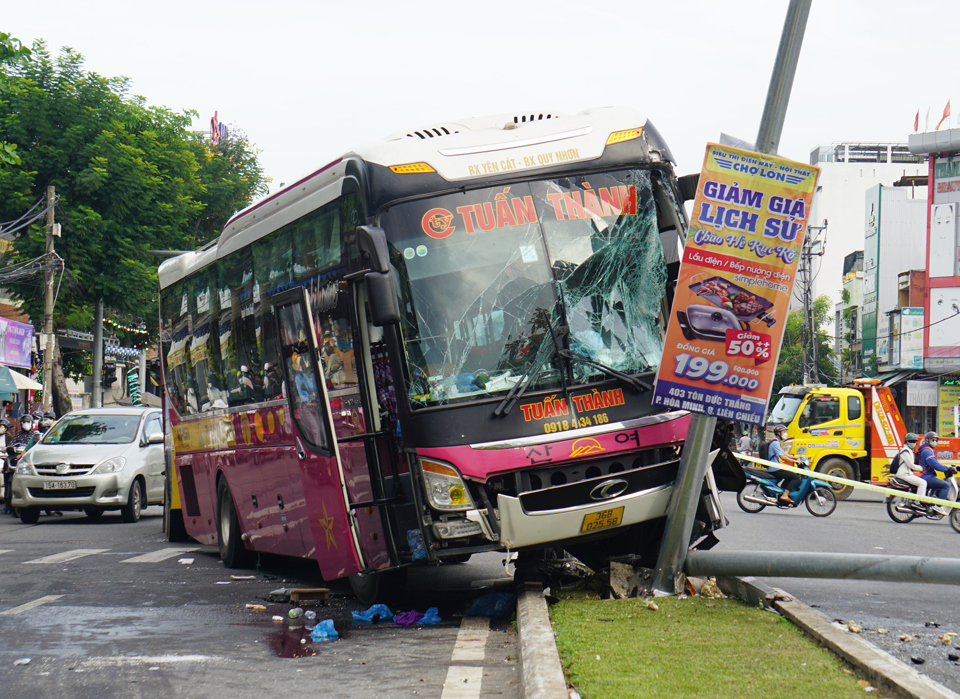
[{"left": 675, "top": 274, "right": 776, "bottom": 342}]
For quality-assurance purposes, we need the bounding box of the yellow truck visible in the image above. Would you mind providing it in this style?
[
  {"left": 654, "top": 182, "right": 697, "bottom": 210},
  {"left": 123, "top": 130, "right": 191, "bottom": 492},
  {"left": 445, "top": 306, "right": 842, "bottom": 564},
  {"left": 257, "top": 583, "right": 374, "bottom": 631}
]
[{"left": 766, "top": 379, "right": 908, "bottom": 500}]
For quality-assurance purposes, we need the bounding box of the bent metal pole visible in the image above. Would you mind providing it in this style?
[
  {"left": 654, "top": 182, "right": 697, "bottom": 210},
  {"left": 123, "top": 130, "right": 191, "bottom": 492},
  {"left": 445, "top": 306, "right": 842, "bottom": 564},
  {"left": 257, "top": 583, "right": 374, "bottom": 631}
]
[
  {"left": 686, "top": 550, "right": 960, "bottom": 587},
  {"left": 651, "top": 0, "right": 813, "bottom": 595}
]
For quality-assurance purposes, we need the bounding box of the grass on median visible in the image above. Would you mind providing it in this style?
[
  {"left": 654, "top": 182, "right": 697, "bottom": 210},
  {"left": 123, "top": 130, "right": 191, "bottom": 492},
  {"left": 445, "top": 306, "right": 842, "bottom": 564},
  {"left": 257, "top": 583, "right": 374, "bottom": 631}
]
[{"left": 551, "top": 588, "right": 872, "bottom": 699}]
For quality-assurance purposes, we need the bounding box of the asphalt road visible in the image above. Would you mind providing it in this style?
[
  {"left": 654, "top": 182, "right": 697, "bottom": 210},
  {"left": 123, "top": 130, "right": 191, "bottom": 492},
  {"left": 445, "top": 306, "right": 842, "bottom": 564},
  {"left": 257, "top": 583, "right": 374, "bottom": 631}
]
[
  {"left": 0, "top": 507, "right": 518, "bottom": 699},
  {"left": 714, "top": 490, "right": 960, "bottom": 693}
]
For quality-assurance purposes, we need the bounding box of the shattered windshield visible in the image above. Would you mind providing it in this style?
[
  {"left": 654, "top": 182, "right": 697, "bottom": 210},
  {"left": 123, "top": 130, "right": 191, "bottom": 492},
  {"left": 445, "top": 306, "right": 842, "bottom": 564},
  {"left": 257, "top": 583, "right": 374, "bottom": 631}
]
[{"left": 381, "top": 168, "right": 671, "bottom": 408}]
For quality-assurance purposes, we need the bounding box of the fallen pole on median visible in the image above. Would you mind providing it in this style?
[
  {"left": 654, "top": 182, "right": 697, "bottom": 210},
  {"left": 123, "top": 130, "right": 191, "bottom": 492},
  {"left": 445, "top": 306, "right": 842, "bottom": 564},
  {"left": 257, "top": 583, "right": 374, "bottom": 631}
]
[{"left": 686, "top": 550, "right": 960, "bottom": 586}]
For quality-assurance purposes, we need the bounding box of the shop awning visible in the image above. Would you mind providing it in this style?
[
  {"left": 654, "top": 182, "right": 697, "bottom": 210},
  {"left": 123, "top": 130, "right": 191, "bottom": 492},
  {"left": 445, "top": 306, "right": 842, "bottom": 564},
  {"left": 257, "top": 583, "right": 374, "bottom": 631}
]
[
  {"left": 0, "top": 366, "right": 41, "bottom": 393},
  {"left": 881, "top": 371, "right": 915, "bottom": 387}
]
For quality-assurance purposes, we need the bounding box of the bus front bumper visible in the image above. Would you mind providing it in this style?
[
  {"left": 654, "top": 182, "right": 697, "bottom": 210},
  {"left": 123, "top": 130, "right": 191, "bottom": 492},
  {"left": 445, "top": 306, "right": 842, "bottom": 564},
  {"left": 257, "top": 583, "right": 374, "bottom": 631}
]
[{"left": 496, "top": 483, "right": 674, "bottom": 550}]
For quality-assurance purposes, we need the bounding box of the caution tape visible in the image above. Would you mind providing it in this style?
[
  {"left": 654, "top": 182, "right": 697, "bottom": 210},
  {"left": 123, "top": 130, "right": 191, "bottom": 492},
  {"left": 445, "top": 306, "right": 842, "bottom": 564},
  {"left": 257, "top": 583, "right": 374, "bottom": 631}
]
[{"left": 735, "top": 452, "right": 960, "bottom": 511}]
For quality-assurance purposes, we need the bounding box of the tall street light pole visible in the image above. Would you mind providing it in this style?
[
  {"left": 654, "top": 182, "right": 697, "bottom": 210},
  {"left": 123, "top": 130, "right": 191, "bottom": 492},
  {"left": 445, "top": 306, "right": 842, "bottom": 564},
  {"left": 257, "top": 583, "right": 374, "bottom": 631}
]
[{"left": 653, "top": 0, "right": 813, "bottom": 594}]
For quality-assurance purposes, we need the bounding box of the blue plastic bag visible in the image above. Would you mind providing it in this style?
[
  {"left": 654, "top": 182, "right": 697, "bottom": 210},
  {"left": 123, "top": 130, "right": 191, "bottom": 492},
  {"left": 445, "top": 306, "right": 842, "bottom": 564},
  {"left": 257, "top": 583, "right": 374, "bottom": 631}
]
[
  {"left": 309, "top": 618, "right": 339, "bottom": 642},
  {"left": 420, "top": 607, "right": 441, "bottom": 625},
  {"left": 464, "top": 592, "right": 516, "bottom": 618},
  {"left": 351, "top": 603, "right": 394, "bottom": 624},
  {"left": 407, "top": 529, "right": 426, "bottom": 561}
]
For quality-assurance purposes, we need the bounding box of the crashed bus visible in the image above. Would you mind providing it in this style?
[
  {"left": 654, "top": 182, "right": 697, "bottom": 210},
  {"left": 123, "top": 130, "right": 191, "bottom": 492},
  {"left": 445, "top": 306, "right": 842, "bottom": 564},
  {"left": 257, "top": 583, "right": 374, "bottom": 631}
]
[{"left": 158, "top": 107, "right": 732, "bottom": 601}]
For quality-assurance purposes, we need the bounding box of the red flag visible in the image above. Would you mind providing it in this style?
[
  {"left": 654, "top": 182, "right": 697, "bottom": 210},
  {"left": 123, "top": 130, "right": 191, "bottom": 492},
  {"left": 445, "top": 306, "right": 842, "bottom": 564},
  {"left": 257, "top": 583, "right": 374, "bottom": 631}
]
[
  {"left": 936, "top": 101, "right": 951, "bottom": 131},
  {"left": 914, "top": 109, "right": 919, "bottom": 132}
]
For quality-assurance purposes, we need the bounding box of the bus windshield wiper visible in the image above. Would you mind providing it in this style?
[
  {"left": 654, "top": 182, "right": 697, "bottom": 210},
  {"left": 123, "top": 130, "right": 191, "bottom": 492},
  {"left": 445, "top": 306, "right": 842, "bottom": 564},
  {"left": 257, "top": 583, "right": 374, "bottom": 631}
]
[
  {"left": 494, "top": 324, "right": 569, "bottom": 417},
  {"left": 557, "top": 350, "right": 651, "bottom": 393}
]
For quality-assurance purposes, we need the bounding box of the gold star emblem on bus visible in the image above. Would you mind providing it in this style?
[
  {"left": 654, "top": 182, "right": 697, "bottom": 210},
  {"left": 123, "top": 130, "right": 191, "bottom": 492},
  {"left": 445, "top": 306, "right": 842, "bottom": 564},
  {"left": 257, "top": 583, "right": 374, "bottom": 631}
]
[{"left": 319, "top": 501, "right": 338, "bottom": 550}]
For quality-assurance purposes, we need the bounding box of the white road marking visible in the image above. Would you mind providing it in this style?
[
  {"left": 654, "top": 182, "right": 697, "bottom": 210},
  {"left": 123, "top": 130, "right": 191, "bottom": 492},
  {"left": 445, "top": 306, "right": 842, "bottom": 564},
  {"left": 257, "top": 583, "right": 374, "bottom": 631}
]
[
  {"left": 120, "top": 547, "right": 199, "bottom": 563},
  {"left": 0, "top": 594, "right": 64, "bottom": 615},
  {"left": 451, "top": 616, "right": 489, "bottom": 662},
  {"left": 80, "top": 655, "right": 224, "bottom": 667},
  {"left": 0, "top": 550, "right": 12, "bottom": 556},
  {"left": 440, "top": 666, "right": 484, "bottom": 699},
  {"left": 23, "top": 549, "right": 109, "bottom": 565}
]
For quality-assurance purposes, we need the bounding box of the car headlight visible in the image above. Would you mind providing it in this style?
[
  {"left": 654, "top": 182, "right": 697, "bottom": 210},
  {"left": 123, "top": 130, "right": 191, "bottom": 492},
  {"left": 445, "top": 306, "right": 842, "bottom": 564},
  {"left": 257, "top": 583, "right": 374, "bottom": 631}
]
[
  {"left": 420, "top": 458, "right": 475, "bottom": 512},
  {"left": 91, "top": 456, "right": 126, "bottom": 474},
  {"left": 15, "top": 460, "right": 33, "bottom": 475}
]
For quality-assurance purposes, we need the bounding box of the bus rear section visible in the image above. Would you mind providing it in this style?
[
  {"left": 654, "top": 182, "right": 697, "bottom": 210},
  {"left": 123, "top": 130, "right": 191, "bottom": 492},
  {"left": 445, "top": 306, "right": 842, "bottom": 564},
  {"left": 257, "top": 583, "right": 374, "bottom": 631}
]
[{"left": 158, "top": 107, "right": 734, "bottom": 598}]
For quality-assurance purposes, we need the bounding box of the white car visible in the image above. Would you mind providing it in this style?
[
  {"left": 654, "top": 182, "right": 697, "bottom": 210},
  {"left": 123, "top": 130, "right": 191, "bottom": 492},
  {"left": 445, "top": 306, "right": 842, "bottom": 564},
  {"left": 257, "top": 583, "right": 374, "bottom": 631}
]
[{"left": 11, "top": 407, "right": 165, "bottom": 524}]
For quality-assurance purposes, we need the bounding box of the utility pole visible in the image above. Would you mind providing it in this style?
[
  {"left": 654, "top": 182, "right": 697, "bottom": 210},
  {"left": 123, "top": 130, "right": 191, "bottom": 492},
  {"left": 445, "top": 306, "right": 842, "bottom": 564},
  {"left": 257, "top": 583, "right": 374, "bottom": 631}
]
[
  {"left": 653, "top": 0, "right": 813, "bottom": 595},
  {"left": 92, "top": 299, "right": 103, "bottom": 408},
  {"left": 41, "top": 186, "right": 56, "bottom": 411},
  {"left": 799, "top": 221, "right": 827, "bottom": 384}
]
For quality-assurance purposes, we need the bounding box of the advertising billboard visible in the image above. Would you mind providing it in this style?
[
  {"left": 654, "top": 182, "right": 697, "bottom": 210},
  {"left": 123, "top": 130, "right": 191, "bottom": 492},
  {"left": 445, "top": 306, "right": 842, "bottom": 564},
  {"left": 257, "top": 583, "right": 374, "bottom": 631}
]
[{"left": 652, "top": 144, "right": 819, "bottom": 425}]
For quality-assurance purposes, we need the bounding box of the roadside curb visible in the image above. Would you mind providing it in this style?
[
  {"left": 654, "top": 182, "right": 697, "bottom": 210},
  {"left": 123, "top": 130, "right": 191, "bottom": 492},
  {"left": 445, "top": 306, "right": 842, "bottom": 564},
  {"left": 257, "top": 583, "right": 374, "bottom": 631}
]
[
  {"left": 516, "top": 587, "right": 568, "bottom": 699},
  {"left": 716, "top": 576, "right": 960, "bottom": 699}
]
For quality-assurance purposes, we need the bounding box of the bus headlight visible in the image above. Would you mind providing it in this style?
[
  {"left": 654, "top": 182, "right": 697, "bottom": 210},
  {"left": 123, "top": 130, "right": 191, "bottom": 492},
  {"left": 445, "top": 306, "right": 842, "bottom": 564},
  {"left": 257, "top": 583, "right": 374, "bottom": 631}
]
[{"left": 420, "top": 458, "right": 475, "bottom": 512}]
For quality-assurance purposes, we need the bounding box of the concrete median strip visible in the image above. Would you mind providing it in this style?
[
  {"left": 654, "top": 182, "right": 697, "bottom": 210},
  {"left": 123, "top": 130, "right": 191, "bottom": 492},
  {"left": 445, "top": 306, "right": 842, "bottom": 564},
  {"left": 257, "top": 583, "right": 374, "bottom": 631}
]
[
  {"left": 516, "top": 588, "right": 567, "bottom": 699},
  {"left": 518, "top": 575, "right": 960, "bottom": 699}
]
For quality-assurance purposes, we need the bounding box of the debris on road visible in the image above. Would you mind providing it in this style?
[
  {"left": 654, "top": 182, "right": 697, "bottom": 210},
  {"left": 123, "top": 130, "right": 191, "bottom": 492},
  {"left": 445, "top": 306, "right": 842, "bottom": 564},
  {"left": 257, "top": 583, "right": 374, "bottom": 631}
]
[
  {"left": 14, "top": 658, "right": 30, "bottom": 666},
  {"left": 847, "top": 621, "right": 862, "bottom": 634},
  {"left": 309, "top": 619, "right": 338, "bottom": 642},
  {"left": 352, "top": 603, "right": 394, "bottom": 624},
  {"left": 178, "top": 558, "right": 194, "bottom": 565},
  {"left": 267, "top": 588, "right": 290, "bottom": 603},
  {"left": 245, "top": 604, "right": 266, "bottom": 611}
]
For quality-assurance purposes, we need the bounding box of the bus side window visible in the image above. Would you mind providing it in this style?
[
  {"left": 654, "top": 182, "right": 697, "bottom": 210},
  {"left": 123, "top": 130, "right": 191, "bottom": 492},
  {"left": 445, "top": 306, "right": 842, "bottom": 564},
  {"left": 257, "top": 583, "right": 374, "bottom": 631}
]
[
  {"left": 220, "top": 250, "right": 263, "bottom": 407},
  {"left": 847, "top": 395, "right": 862, "bottom": 420}
]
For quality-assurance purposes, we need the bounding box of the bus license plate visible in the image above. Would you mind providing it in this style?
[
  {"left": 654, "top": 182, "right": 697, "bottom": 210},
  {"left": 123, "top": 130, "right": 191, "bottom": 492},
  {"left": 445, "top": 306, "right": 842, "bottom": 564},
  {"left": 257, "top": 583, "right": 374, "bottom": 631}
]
[
  {"left": 581, "top": 507, "right": 624, "bottom": 533},
  {"left": 43, "top": 480, "right": 76, "bottom": 490}
]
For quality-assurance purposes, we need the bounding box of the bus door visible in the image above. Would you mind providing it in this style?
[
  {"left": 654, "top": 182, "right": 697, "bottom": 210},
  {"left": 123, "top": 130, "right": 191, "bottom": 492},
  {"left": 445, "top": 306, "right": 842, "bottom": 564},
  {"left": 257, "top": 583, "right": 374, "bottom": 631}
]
[{"left": 271, "top": 287, "right": 390, "bottom": 579}]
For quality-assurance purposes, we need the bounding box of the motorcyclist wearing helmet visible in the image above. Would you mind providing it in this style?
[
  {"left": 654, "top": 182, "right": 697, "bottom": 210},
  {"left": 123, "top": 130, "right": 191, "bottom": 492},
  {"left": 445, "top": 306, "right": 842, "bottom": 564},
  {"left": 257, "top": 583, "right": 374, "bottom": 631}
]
[
  {"left": 767, "top": 423, "right": 805, "bottom": 505},
  {"left": 917, "top": 432, "right": 956, "bottom": 515},
  {"left": 895, "top": 433, "right": 928, "bottom": 512},
  {"left": 37, "top": 410, "right": 55, "bottom": 434}
]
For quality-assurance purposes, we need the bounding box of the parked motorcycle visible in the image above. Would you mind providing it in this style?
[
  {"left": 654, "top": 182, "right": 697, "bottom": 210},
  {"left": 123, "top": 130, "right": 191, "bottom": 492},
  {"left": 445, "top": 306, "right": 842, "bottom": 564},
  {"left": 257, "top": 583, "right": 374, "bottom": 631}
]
[
  {"left": 885, "top": 467, "right": 960, "bottom": 533},
  {"left": 736, "top": 460, "right": 837, "bottom": 517}
]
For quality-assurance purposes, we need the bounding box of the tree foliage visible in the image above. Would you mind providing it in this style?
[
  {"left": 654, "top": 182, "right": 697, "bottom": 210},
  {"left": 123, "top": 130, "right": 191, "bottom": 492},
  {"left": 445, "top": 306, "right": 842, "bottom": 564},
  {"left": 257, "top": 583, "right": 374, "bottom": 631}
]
[
  {"left": 772, "top": 295, "right": 838, "bottom": 396},
  {"left": 0, "top": 43, "right": 267, "bottom": 382},
  {"left": 0, "top": 31, "right": 31, "bottom": 165}
]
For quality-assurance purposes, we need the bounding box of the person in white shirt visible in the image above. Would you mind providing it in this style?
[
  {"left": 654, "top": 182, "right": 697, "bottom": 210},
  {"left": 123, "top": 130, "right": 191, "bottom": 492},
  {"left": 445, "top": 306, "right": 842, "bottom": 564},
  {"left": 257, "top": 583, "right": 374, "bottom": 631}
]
[
  {"left": 895, "top": 433, "right": 927, "bottom": 512},
  {"left": 737, "top": 429, "right": 752, "bottom": 454}
]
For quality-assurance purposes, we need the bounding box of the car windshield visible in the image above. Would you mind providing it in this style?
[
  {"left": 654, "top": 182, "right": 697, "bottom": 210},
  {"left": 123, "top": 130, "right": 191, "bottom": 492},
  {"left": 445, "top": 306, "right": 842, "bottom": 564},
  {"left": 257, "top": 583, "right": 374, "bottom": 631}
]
[
  {"left": 381, "top": 168, "right": 676, "bottom": 408},
  {"left": 767, "top": 395, "right": 803, "bottom": 425},
  {"left": 42, "top": 414, "right": 143, "bottom": 444}
]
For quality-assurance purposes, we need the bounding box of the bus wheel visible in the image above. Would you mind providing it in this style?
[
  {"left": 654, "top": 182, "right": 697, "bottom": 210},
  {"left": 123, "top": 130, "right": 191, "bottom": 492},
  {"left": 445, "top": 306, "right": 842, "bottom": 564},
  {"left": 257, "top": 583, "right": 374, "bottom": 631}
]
[
  {"left": 217, "top": 479, "right": 254, "bottom": 568},
  {"left": 816, "top": 459, "right": 855, "bottom": 501},
  {"left": 349, "top": 568, "right": 408, "bottom": 605}
]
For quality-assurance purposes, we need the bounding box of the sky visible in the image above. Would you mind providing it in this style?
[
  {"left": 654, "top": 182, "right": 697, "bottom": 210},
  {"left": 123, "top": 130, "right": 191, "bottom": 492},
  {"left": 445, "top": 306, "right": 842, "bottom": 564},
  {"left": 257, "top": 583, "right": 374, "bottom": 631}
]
[{"left": 4, "top": 0, "right": 955, "bottom": 195}]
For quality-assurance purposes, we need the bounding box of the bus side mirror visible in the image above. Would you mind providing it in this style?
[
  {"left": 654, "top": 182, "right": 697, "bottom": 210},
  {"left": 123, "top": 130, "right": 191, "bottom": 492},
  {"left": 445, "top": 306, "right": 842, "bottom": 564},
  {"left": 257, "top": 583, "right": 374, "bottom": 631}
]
[
  {"left": 366, "top": 271, "right": 400, "bottom": 326},
  {"left": 677, "top": 173, "right": 700, "bottom": 202},
  {"left": 353, "top": 225, "right": 390, "bottom": 275}
]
